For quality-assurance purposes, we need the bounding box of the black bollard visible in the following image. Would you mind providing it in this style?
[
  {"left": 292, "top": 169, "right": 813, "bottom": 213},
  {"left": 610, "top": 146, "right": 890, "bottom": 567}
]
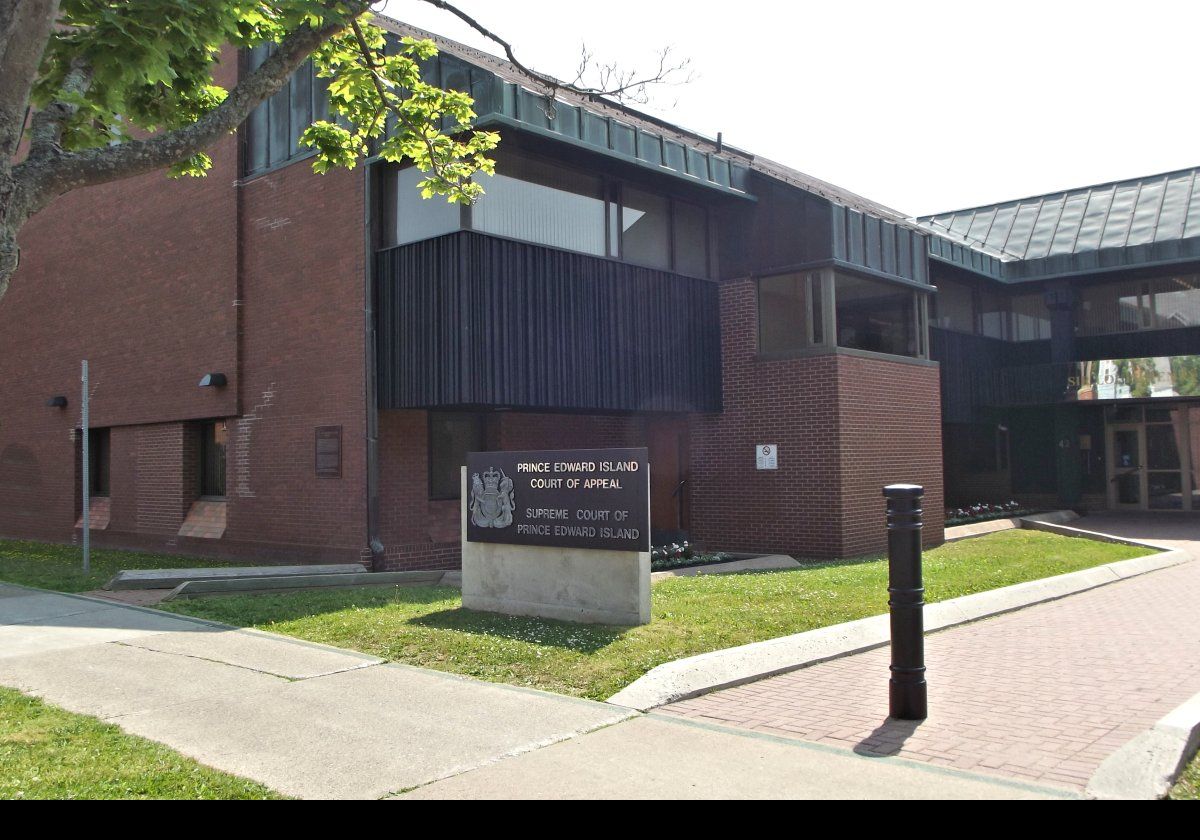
[{"left": 883, "top": 484, "right": 927, "bottom": 720}]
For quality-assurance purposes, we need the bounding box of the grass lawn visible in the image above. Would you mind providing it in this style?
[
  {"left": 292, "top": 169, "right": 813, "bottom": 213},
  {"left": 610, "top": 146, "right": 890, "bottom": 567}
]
[
  {"left": 0, "top": 687, "right": 281, "bottom": 799},
  {"left": 160, "top": 530, "right": 1152, "bottom": 701},
  {"left": 1170, "top": 750, "right": 1200, "bottom": 800},
  {"left": 0, "top": 539, "right": 236, "bottom": 593}
]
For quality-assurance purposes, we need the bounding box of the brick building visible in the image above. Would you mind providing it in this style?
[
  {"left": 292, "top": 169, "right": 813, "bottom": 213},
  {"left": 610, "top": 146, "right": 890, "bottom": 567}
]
[{"left": 24, "top": 14, "right": 1152, "bottom": 569}]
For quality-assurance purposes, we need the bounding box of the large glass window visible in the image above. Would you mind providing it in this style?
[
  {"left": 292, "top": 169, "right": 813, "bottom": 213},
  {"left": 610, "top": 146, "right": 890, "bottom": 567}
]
[
  {"left": 835, "top": 273, "right": 920, "bottom": 357},
  {"left": 931, "top": 278, "right": 975, "bottom": 333},
  {"left": 379, "top": 166, "right": 462, "bottom": 248},
  {"left": 621, "top": 187, "right": 671, "bottom": 270},
  {"left": 381, "top": 148, "right": 715, "bottom": 277},
  {"left": 199, "top": 421, "right": 227, "bottom": 499},
  {"left": 672, "top": 200, "right": 709, "bottom": 279},
  {"left": 472, "top": 153, "right": 607, "bottom": 256},
  {"left": 1009, "top": 292, "right": 1051, "bottom": 341},
  {"left": 758, "top": 273, "right": 811, "bottom": 353},
  {"left": 429, "top": 412, "right": 486, "bottom": 500},
  {"left": 1077, "top": 274, "right": 1200, "bottom": 336}
]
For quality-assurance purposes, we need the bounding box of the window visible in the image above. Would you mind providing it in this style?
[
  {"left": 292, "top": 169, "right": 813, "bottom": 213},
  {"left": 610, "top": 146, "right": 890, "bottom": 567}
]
[
  {"left": 241, "top": 49, "right": 331, "bottom": 177},
  {"left": 382, "top": 148, "right": 716, "bottom": 277},
  {"left": 199, "top": 421, "right": 227, "bottom": 498},
  {"left": 672, "top": 200, "right": 709, "bottom": 279},
  {"left": 930, "top": 278, "right": 975, "bottom": 333},
  {"left": 1077, "top": 274, "right": 1200, "bottom": 336},
  {"left": 429, "top": 412, "right": 486, "bottom": 500},
  {"left": 472, "top": 153, "right": 607, "bottom": 256},
  {"left": 87, "top": 428, "right": 110, "bottom": 497},
  {"left": 835, "top": 273, "right": 921, "bottom": 358},
  {"left": 1009, "top": 293, "right": 1051, "bottom": 341},
  {"left": 621, "top": 187, "right": 671, "bottom": 270},
  {"left": 379, "top": 166, "right": 462, "bottom": 248},
  {"left": 758, "top": 272, "right": 827, "bottom": 353}
]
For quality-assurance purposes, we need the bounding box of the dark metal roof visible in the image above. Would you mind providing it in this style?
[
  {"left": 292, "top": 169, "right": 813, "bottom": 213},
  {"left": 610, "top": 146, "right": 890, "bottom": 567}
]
[
  {"left": 376, "top": 15, "right": 920, "bottom": 227},
  {"left": 916, "top": 166, "right": 1200, "bottom": 282}
]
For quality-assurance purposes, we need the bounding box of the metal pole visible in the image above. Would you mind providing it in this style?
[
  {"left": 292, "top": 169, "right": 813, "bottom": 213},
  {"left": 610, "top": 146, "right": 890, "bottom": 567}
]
[
  {"left": 81, "top": 360, "right": 90, "bottom": 575},
  {"left": 884, "top": 483, "right": 926, "bottom": 720}
]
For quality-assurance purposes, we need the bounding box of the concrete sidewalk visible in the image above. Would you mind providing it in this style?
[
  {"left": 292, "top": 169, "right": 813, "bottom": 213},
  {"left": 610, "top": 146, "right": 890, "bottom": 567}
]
[{"left": 0, "top": 582, "right": 1060, "bottom": 799}]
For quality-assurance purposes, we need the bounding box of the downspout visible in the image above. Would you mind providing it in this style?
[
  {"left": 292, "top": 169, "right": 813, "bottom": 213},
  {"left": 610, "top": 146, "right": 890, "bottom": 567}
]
[{"left": 364, "top": 162, "right": 383, "bottom": 568}]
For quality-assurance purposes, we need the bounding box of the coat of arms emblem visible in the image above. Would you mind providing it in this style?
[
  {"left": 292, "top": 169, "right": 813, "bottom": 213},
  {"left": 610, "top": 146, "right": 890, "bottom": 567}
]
[{"left": 470, "top": 466, "right": 515, "bottom": 528}]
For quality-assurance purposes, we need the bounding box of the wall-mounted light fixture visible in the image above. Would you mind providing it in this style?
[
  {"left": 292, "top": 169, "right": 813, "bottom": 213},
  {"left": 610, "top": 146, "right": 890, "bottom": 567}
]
[
  {"left": 46, "top": 396, "right": 68, "bottom": 408},
  {"left": 198, "top": 373, "right": 227, "bottom": 388}
]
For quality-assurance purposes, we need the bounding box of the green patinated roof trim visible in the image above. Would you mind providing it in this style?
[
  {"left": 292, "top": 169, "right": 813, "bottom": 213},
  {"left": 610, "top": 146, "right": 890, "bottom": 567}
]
[{"left": 917, "top": 166, "right": 1200, "bottom": 282}]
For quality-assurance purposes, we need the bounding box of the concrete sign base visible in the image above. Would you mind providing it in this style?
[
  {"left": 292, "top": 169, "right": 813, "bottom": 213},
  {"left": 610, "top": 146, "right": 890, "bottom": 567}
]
[{"left": 460, "top": 468, "right": 651, "bottom": 626}]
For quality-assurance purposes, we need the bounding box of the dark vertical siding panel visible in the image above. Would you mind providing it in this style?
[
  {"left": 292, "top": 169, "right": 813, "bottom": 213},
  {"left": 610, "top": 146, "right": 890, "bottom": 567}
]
[{"left": 376, "top": 232, "right": 721, "bottom": 412}]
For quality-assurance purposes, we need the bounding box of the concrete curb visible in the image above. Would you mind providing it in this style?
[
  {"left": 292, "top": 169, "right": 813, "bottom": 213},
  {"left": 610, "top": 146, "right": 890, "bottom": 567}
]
[
  {"left": 607, "top": 546, "right": 1190, "bottom": 711},
  {"left": 650, "top": 554, "right": 799, "bottom": 581},
  {"left": 160, "top": 570, "right": 448, "bottom": 600},
  {"left": 943, "top": 510, "right": 1078, "bottom": 543},
  {"left": 1086, "top": 690, "right": 1200, "bottom": 800}
]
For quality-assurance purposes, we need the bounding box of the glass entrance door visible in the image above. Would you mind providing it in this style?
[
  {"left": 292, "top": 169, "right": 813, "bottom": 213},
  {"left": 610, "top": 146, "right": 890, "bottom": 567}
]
[
  {"left": 1105, "top": 405, "right": 1194, "bottom": 511},
  {"left": 1108, "top": 424, "right": 1144, "bottom": 508}
]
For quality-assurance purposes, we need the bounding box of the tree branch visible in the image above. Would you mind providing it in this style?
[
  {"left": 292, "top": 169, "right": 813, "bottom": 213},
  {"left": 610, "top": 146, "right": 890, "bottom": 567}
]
[
  {"left": 13, "top": 11, "right": 354, "bottom": 218},
  {"left": 26, "top": 56, "right": 93, "bottom": 159},
  {"left": 411, "top": 0, "right": 690, "bottom": 104},
  {"left": 0, "top": 0, "right": 61, "bottom": 160}
]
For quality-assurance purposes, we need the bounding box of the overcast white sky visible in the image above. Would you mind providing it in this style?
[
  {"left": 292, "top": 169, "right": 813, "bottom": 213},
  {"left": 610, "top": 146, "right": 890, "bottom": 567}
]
[{"left": 380, "top": 0, "right": 1198, "bottom": 218}]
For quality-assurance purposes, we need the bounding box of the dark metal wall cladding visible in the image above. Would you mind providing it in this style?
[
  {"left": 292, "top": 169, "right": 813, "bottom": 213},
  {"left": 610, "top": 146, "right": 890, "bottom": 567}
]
[
  {"left": 376, "top": 232, "right": 722, "bottom": 413},
  {"left": 831, "top": 206, "right": 929, "bottom": 285},
  {"left": 932, "top": 325, "right": 1200, "bottom": 415}
]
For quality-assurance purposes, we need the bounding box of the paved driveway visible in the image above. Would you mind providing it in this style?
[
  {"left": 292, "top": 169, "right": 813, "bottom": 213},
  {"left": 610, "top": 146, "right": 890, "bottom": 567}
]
[{"left": 660, "top": 514, "right": 1200, "bottom": 791}]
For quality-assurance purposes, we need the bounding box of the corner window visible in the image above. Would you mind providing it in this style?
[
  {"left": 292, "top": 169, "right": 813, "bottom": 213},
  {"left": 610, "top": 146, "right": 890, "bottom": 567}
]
[
  {"left": 87, "top": 428, "right": 110, "bottom": 497},
  {"left": 199, "top": 421, "right": 227, "bottom": 499},
  {"left": 429, "top": 412, "right": 486, "bottom": 500},
  {"left": 835, "top": 273, "right": 921, "bottom": 358},
  {"left": 758, "top": 271, "right": 829, "bottom": 353}
]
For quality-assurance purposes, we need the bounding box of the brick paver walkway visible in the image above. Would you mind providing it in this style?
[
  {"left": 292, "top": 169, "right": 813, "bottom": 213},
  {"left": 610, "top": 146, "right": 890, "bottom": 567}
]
[{"left": 661, "top": 521, "right": 1200, "bottom": 791}]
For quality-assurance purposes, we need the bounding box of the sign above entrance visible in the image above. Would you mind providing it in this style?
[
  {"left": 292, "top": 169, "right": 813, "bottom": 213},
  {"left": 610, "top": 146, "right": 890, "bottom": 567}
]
[{"left": 465, "top": 448, "right": 650, "bottom": 552}]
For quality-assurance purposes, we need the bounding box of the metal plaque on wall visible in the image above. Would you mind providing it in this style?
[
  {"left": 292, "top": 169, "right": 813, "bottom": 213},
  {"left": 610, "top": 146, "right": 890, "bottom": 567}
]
[
  {"left": 465, "top": 447, "right": 649, "bottom": 552},
  {"left": 315, "top": 426, "right": 342, "bottom": 478}
]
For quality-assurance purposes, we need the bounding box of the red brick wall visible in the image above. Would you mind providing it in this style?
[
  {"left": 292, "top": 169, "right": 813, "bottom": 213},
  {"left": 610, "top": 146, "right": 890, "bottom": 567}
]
[
  {"left": 690, "top": 278, "right": 944, "bottom": 559},
  {"left": 0, "top": 49, "right": 369, "bottom": 564},
  {"left": 221, "top": 157, "right": 367, "bottom": 560},
  {"left": 0, "top": 52, "right": 239, "bottom": 549}
]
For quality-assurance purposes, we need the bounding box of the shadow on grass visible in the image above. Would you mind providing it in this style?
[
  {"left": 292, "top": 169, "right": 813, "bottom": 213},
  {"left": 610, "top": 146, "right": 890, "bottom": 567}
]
[{"left": 407, "top": 606, "right": 629, "bottom": 653}]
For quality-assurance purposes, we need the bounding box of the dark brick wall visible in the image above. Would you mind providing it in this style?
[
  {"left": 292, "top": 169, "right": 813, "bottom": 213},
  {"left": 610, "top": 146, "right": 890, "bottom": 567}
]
[{"left": 689, "top": 278, "right": 944, "bottom": 559}]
